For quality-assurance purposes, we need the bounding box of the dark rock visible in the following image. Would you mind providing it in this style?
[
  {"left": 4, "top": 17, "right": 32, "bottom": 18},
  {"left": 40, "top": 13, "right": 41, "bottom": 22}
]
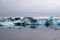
[
  {"left": 14, "top": 22, "right": 26, "bottom": 26},
  {"left": 31, "top": 19, "right": 37, "bottom": 23},
  {"left": 14, "top": 17, "right": 20, "bottom": 20},
  {"left": 21, "top": 22, "right": 26, "bottom": 26},
  {"left": 45, "top": 20, "right": 50, "bottom": 27},
  {"left": 7, "top": 17, "right": 15, "bottom": 21},
  {"left": 0, "top": 24, "right": 3, "bottom": 27},
  {"left": 14, "top": 23, "right": 21, "bottom": 26}
]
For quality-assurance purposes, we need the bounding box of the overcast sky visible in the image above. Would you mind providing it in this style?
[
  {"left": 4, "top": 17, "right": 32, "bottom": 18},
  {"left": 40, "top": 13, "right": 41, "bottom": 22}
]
[{"left": 0, "top": 0, "right": 60, "bottom": 17}]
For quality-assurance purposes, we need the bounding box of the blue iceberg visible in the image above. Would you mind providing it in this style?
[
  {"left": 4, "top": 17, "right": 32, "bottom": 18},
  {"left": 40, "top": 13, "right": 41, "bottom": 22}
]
[{"left": 0, "top": 16, "right": 60, "bottom": 26}]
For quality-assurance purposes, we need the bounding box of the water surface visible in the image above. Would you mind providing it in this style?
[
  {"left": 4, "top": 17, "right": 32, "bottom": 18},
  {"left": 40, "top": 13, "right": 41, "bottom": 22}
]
[{"left": 0, "top": 25, "right": 60, "bottom": 40}]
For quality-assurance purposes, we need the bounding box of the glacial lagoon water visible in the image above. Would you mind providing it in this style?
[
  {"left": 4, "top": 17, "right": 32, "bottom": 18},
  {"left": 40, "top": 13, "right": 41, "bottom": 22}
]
[
  {"left": 0, "top": 25, "right": 60, "bottom": 30},
  {"left": 0, "top": 25, "right": 60, "bottom": 40}
]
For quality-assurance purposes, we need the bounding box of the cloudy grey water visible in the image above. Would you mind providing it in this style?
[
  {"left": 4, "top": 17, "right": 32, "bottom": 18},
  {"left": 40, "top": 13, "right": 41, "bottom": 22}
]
[{"left": 0, "top": 25, "right": 60, "bottom": 40}]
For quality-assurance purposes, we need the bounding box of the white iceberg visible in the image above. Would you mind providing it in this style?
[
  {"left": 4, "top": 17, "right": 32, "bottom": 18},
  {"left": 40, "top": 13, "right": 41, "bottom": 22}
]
[
  {"left": 36, "top": 19, "right": 46, "bottom": 25},
  {"left": 0, "top": 21, "right": 14, "bottom": 26}
]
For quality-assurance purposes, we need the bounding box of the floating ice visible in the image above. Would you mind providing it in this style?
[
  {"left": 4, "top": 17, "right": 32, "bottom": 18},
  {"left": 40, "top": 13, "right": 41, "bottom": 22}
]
[
  {"left": 36, "top": 19, "right": 46, "bottom": 25},
  {"left": 0, "top": 16, "right": 60, "bottom": 26}
]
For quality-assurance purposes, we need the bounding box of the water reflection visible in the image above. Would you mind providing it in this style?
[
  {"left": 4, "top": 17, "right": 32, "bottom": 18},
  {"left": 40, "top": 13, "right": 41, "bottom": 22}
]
[
  {"left": 0, "top": 25, "right": 60, "bottom": 30},
  {"left": 29, "top": 25, "right": 37, "bottom": 29}
]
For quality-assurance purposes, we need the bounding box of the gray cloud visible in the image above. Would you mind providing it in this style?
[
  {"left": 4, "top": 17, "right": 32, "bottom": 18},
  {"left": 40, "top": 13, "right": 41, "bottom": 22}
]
[{"left": 0, "top": 0, "right": 60, "bottom": 17}]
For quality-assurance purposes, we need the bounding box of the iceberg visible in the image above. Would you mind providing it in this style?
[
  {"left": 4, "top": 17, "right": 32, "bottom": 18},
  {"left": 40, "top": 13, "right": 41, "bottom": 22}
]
[
  {"left": 0, "top": 21, "right": 14, "bottom": 26},
  {"left": 0, "top": 16, "right": 60, "bottom": 26},
  {"left": 36, "top": 19, "right": 46, "bottom": 25},
  {"left": 49, "top": 16, "right": 60, "bottom": 25}
]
